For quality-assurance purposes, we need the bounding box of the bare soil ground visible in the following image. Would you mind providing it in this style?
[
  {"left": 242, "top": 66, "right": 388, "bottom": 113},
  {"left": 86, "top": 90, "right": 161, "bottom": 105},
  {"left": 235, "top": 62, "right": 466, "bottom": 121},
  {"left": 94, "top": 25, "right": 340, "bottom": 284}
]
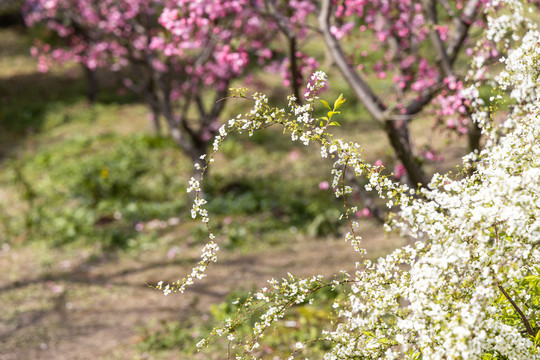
[{"left": 0, "top": 221, "right": 402, "bottom": 360}]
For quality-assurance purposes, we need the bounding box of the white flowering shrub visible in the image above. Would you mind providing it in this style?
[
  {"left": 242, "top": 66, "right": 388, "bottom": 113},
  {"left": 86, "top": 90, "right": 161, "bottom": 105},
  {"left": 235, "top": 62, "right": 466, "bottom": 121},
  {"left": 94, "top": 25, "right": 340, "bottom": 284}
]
[{"left": 156, "top": 1, "right": 540, "bottom": 358}]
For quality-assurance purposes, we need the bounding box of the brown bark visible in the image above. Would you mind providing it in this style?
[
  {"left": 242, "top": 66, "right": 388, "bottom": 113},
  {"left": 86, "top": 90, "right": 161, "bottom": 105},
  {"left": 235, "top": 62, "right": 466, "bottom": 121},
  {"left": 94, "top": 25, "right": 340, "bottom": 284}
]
[
  {"left": 384, "top": 120, "right": 426, "bottom": 187},
  {"left": 82, "top": 65, "right": 99, "bottom": 104},
  {"left": 288, "top": 36, "right": 302, "bottom": 104},
  {"left": 468, "top": 117, "right": 482, "bottom": 152},
  {"left": 319, "top": 0, "right": 426, "bottom": 187}
]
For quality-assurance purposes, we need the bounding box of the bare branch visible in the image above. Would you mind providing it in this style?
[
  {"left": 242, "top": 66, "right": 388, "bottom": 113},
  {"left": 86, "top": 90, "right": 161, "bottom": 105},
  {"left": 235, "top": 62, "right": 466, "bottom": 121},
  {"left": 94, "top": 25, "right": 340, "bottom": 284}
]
[
  {"left": 498, "top": 284, "right": 535, "bottom": 337},
  {"left": 448, "top": 0, "right": 480, "bottom": 63},
  {"left": 210, "top": 84, "right": 229, "bottom": 120},
  {"left": 318, "top": 0, "right": 386, "bottom": 122},
  {"left": 404, "top": 0, "right": 480, "bottom": 116},
  {"left": 194, "top": 94, "right": 208, "bottom": 119},
  {"left": 263, "top": 0, "right": 294, "bottom": 38},
  {"left": 424, "top": 0, "right": 454, "bottom": 77},
  {"left": 440, "top": 0, "right": 457, "bottom": 18},
  {"left": 260, "top": 0, "right": 321, "bottom": 36}
]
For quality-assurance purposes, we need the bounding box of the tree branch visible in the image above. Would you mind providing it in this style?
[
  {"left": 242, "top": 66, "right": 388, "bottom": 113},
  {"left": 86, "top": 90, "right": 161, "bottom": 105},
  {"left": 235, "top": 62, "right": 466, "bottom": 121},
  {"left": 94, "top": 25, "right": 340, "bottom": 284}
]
[
  {"left": 194, "top": 94, "right": 208, "bottom": 119},
  {"left": 210, "top": 84, "right": 229, "bottom": 120},
  {"left": 404, "top": 0, "right": 480, "bottom": 116},
  {"left": 424, "top": 0, "right": 454, "bottom": 77},
  {"left": 318, "top": 0, "right": 386, "bottom": 122},
  {"left": 262, "top": 1, "right": 304, "bottom": 103},
  {"left": 498, "top": 284, "right": 535, "bottom": 337},
  {"left": 448, "top": 0, "right": 480, "bottom": 63}
]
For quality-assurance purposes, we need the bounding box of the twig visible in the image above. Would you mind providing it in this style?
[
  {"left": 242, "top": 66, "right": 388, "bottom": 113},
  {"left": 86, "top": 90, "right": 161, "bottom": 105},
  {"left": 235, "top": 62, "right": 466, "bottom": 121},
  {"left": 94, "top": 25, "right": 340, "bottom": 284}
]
[{"left": 498, "top": 284, "right": 535, "bottom": 337}]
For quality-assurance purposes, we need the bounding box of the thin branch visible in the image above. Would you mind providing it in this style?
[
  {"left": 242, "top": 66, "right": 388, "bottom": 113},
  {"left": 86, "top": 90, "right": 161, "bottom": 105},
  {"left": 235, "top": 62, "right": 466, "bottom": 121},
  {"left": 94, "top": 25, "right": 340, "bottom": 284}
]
[
  {"left": 260, "top": 0, "right": 321, "bottom": 35},
  {"left": 448, "top": 0, "right": 480, "bottom": 63},
  {"left": 263, "top": 0, "right": 294, "bottom": 38},
  {"left": 262, "top": 1, "right": 304, "bottom": 103},
  {"left": 440, "top": 0, "right": 457, "bottom": 18},
  {"left": 498, "top": 284, "right": 535, "bottom": 337},
  {"left": 404, "top": 0, "right": 480, "bottom": 116},
  {"left": 194, "top": 94, "right": 208, "bottom": 119},
  {"left": 210, "top": 84, "right": 229, "bottom": 120},
  {"left": 424, "top": 0, "right": 454, "bottom": 77}
]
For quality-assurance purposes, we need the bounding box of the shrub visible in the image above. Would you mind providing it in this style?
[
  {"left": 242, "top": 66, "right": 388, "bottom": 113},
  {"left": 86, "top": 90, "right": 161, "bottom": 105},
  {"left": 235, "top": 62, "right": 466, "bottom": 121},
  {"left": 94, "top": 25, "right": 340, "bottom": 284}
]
[{"left": 156, "top": 1, "right": 540, "bottom": 358}]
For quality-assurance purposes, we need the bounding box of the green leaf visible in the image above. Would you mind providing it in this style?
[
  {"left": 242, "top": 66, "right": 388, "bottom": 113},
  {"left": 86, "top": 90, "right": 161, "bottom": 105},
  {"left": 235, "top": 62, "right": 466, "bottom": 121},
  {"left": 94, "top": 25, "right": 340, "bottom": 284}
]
[
  {"left": 329, "top": 121, "right": 341, "bottom": 127},
  {"left": 320, "top": 120, "right": 324, "bottom": 127},
  {"left": 327, "top": 111, "right": 340, "bottom": 119},
  {"left": 320, "top": 99, "right": 332, "bottom": 110},
  {"left": 333, "top": 93, "right": 346, "bottom": 111}
]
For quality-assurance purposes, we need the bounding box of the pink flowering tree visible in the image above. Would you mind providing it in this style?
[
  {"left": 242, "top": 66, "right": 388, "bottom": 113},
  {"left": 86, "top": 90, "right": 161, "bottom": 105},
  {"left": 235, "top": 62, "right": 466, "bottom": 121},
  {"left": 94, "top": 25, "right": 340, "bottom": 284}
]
[
  {"left": 23, "top": 0, "right": 277, "bottom": 168},
  {"left": 256, "top": 0, "right": 497, "bottom": 186},
  {"left": 315, "top": 0, "right": 499, "bottom": 187},
  {"left": 24, "top": 0, "right": 521, "bottom": 186},
  {"left": 234, "top": 0, "right": 499, "bottom": 220}
]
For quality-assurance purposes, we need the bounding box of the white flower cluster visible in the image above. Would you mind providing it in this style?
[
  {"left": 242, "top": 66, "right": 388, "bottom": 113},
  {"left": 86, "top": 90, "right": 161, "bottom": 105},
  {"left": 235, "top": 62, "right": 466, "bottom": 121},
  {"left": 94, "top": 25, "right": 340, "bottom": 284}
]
[
  {"left": 464, "top": 0, "right": 537, "bottom": 139},
  {"left": 498, "top": 30, "right": 540, "bottom": 113},
  {"left": 156, "top": 78, "right": 328, "bottom": 297},
  {"left": 159, "top": 1, "right": 540, "bottom": 358},
  {"left": 324, "top": 99, "right": 540, "bottom": 358},
  {"left": 200, "top": 273, "right": 338, "bottom": 355},
  {"left": 321, "top": 2, "right": 540, "bottom": 358}
]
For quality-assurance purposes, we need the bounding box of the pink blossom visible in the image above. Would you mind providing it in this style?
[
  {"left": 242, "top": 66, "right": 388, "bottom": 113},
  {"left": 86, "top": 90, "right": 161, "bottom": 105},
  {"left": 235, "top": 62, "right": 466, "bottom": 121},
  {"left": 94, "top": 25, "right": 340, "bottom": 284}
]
[
  {"left": 356, "top": 208, "right": 372, "bottom": 218},
  {"left": 288, "top": 149, "right": 301, "bottom": 161},
  {"left": 393, "top": 163, "right": 407, "bottom": 180},
  {"left": 319, "top": 181, "right": 330, "bottom": 190},
  {"left": 135, "top": 222, "right": 144, "bottom": 232},
  {"left": 435, "top": 25, "right": 449, "bottom": 41},
  {"left": 425, "top": 151, "right": 436, "bottom": 161}
]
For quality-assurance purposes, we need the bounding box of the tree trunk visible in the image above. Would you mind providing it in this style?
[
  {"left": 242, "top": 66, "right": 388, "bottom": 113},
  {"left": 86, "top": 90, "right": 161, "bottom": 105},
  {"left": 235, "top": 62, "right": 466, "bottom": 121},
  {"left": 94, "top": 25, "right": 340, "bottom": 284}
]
[
  {"left": 148, "top": 101, "right": 162, "bottom": 135},
  {"left": 384, "top": 120, "right": 427, "bottom": 187},
  {"left": 288, "top": 36, "right": 302, "bottom": 104},
  {"left": 468, "top": 118, "right": 482, "bottom": 152},
  {"left": 83, "top": 65, "right": 99, "bottom": 103}
]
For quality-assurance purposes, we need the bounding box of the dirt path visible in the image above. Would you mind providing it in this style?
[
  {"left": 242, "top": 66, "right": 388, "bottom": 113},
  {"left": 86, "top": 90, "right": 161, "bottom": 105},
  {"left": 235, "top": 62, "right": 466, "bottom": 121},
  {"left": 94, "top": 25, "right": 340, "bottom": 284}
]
[{"left": 0, "top": 223, "right": 401, "bottom": 360}]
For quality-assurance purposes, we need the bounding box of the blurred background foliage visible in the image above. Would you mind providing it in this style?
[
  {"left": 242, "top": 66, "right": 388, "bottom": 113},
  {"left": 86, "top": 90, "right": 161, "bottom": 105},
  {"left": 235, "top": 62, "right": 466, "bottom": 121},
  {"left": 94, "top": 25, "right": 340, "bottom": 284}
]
[
  {"left": 0, "top": 21, "right": 367, "bottom": 255},
  {"left": 0, "top": 11, "right": 469, "bottom": 358}
]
